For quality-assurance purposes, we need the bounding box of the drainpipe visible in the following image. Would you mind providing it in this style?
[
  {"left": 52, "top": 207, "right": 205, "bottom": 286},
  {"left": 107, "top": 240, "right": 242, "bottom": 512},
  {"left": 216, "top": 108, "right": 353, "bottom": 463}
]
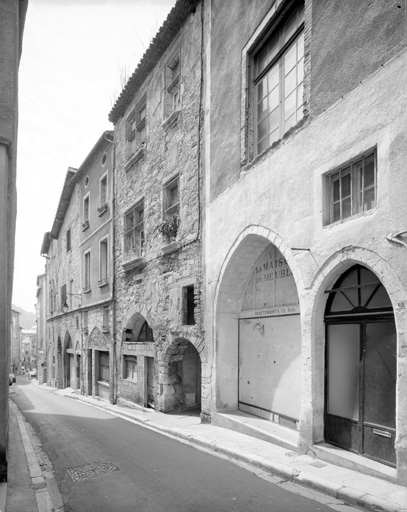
[{"left": 104, "top": 131, "right": 117, "bottom": 404}]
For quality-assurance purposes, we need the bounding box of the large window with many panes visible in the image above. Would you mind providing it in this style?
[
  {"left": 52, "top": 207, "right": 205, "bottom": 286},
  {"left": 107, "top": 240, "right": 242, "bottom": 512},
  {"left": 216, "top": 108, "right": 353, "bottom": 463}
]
[{"left": 254, "top": 2, "right": 304, "bottom": 155}]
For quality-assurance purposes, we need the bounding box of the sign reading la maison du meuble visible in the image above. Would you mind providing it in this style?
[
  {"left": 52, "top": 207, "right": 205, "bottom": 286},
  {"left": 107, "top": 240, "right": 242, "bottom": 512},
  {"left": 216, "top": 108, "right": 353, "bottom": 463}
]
[{"left": 239, "top": 246, "right": 300, "bottom": 319}]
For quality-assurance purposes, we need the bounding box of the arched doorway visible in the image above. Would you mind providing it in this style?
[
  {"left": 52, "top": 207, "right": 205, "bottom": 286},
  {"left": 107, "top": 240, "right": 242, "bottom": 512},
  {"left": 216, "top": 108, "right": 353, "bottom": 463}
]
[
  {"left": 64, "top": 332, "right": 74, "bottom": 389},
  {"left": 324, "top": 265, "right": 396, "bottom": 466},
  {"left": 238, "top": 245, "right": 300, "bottom": 427},
  {"left": 57, "top": 337, "right": 62, "bottom": 389},
  {"left": 161, "top": 339, "right": 202, "bottom": 413}
]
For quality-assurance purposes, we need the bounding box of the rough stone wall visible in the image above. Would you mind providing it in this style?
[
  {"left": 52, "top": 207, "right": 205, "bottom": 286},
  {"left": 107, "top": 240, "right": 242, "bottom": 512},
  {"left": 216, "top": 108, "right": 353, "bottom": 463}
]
[{"left": 114, "top": 3, "right": 205, "bottom": 414}]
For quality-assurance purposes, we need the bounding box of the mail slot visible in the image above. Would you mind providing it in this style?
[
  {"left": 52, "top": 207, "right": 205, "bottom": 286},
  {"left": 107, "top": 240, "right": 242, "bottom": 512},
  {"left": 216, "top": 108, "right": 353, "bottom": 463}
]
[{"left": 372, "top": 428, "right": 392, "bottom": 438}]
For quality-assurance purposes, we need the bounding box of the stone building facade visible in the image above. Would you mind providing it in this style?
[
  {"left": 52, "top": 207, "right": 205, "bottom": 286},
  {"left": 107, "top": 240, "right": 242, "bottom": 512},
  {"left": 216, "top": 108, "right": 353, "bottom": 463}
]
[
  {"left": 0, "top": 0, "right": 27, "bottom": 481},
  {"left": 108, "top": 0, "right": 206, "bottom": 417},
  {"left": 204, "top": 0, "right": 407, "bottom": 485}
]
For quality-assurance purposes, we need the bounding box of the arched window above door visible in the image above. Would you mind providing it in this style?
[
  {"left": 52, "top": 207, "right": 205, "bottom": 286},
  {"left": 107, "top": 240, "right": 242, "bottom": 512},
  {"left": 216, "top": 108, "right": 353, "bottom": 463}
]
[{"left": 325, "top": 265, "right": 392, "bottom": 317}]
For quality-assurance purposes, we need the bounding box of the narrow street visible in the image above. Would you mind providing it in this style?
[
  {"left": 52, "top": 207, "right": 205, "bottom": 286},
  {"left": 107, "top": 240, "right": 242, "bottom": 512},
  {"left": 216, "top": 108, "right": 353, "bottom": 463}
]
[{"left": 10, "top": 379, "right": 359, "bottom": 512}]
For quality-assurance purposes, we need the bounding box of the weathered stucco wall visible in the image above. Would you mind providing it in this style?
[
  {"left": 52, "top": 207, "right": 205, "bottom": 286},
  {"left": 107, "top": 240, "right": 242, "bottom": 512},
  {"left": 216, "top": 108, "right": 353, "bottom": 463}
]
[{"left": 206, "top": 0, "right": 407, "bottom": 483}]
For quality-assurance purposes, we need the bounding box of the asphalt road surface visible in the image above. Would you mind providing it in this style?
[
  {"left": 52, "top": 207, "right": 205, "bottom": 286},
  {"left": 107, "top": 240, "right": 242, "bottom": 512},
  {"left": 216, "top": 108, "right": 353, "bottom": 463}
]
[{"left": 11, "top": 380, "right": 354, "bottom": 512}]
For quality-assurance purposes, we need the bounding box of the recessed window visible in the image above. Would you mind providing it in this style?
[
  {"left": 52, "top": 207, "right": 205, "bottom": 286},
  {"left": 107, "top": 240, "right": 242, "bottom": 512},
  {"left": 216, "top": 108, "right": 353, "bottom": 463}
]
[
  {"left": 83, "top": 194, "right": 90, "bottom": 230},
  {"left": 84, "top": 251, "right": 91, "bottom": 292},
  {"left": 98, "top": 352, "right": 109, "bottom": 383},
  {"left": 66, "top": 228, "right": 71, "bottom": 252},
  {"left": 124, "top": 356, "right": 137, "bottom": 381},
  {"left": 102, "top": 307, "right": 109, "bottom": 330},
  {"left": 253, "top": 2, "right": 304, "bottom": 155},
  {"left": 126, "top": 96, "right": 147, "bottom": 160},
  {"left": 60, "top": 283, "right": 67, "bottom": 309},
  {"left": 101, "top": 153, "right": 107, "bottom": 166},
  {"left": 99, "top": 238, "right": 108, "bottom": 286},
  {"left": 160, "top": 176, "right": 180, "bottom": 241},
  {"left": 325, "top": 150, "right": 377, "bottom": 225},
  {"left": 100, "top": 174, "right": 107, "bottom": 205},
  {"left": 124, "top": 201, "right": 144, "bottom": 262},
  {"left": 85, "top": 176, "right": 89, "bottom": 187},
  {"left": 182, "top": 285, "right": 195, "bottom": 325},
  {"left": 165, "top": 48, "right": 181, "bottom": 117}
]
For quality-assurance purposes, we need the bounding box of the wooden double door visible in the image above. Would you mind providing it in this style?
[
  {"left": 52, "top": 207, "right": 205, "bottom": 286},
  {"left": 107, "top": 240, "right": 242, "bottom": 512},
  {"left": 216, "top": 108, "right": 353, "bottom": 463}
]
[{"left": 325, "top": 266, "right": 397, "bottom": 466}]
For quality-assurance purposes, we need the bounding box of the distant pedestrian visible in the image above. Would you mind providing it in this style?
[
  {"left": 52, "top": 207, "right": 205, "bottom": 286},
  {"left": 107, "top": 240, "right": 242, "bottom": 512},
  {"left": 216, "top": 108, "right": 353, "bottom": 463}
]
[{"left": 26, "top": 369, "right": 31, "bottom": 381}]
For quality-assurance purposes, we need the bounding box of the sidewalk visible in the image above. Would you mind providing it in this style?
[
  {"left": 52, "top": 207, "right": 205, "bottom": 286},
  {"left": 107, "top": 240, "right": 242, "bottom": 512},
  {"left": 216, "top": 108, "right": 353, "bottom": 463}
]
[
  {"left": 4, "top": 387, "right": 64, "bottom": 512},
  {"left": 7, "top": 381, "right": 407, "bottom": 512}
]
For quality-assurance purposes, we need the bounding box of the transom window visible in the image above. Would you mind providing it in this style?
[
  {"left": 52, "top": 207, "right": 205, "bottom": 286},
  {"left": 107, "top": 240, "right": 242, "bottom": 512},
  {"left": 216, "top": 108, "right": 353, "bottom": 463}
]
[
  {"left": 327, "top": 151, "right": 376, "bottom": 225},
  {"left": 124, "top": 201, "right": 145, "bottom": 262},
  {"left": 254, "top": 2, "right": 304, "bottom": 155}
]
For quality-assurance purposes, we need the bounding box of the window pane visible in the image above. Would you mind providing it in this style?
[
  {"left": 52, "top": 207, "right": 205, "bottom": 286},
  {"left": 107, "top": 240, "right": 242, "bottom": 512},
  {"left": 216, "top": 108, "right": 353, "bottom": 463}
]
[
  {"left": 332, "top": 177, "right": 340, "bottom": 202},
  {"left": 333, "top": 202, "right": 340, "bottom": 222},
  {"left": 284, "top": 44, "right": 297, "bottom": 74},
  {"left": 257, "top": 137, "right": 269, "bottom": 155},
  {"left": 364, "top": 160, "right": 375, "bottom": 189},
  {"left": 285, "top": 68, "right": 297, "bottom": 97},
  {"left": 364, "top": 187, "right": 375, "bottom": 211},
  {"left": 268, "top": 86, "right": 279, "bottom": 112},
  {"left": 297, "top": 58, "right": 304, "bottom": 84},
  {"left": 269, "top": 128, "right": 280, "bottom": 146},
  {"left": 257, "top": 96, "right": 268, "bottom": 122},
  {"left": 269, "top": 107, "right": 280, "bottom": 134},
  {"left": 284, "top": 10, "right": 298, "bottom": 44},
  {"left": 341, "top": 172, "right": 351, "bottom": 198},
  {"left": 342, "top": 196, "right": 351, "bottom": 219},
  {"left": 258, "top": 116, "right": 268, "bottom": 142},
  {"left": 284, "top": 90, "right": 296, "bottom": 120},
  {"left": 297, "top": 32, "right": 304, "bottom": 61},
  {"left": 327, "top": 324, "right": 360, "bottom": 421},
  {"left": 267, "top": 64, "right": 279, "bottom": 93}
]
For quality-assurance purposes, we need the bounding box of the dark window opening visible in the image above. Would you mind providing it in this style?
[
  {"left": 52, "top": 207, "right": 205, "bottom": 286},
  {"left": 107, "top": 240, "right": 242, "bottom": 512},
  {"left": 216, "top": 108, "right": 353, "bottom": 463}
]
[{"left": 183, "top": 285, "right": 196, "bottom": 325}]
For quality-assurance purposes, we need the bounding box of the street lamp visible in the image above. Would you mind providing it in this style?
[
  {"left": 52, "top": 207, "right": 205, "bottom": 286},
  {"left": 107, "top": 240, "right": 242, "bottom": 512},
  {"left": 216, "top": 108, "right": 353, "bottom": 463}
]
[{"left": 61, "top": 293, "right": 82, "bottom": 314}]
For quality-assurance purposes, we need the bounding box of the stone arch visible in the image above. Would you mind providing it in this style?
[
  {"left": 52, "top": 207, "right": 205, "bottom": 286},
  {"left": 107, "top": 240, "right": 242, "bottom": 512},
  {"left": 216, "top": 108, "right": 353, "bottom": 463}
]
[
  {"left": 122, "top": 307, "right": 155, "bottom": 342},
  {"left": 301, "top": 247, "right": 407, "bottom": 482},
  {"left": 158, "top": 337, "right": 202, "bottom": 414},
  {"left": 214, "top": 225, "right": 303, "bottom": 418},
  {"left": 122, "top": 312, "right": 154, "bottom": 344}
]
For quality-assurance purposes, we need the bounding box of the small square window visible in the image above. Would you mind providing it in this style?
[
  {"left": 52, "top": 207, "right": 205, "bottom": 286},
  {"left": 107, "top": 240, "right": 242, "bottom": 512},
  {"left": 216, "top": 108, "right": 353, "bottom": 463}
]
[
  {"left": 124, "top": 201, "right": 145, "bottom": 262},
  {"left": 325, "top": 150, "right": 377, "bottom": 225},
  {"left": 182, "top": 285, "right": 195, "bottom": 325}
]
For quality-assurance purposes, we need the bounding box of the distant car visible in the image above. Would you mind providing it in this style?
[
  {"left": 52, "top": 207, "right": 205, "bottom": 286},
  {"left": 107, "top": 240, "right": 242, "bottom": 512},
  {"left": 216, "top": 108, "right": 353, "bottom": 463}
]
[{"left": 29, "top": 368, "right": 37, "bottom": 377}]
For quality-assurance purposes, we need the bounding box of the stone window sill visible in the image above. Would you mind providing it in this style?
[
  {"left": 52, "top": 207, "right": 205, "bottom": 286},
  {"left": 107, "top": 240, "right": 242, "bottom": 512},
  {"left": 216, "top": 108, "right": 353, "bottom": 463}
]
[
  {"left": 97, "top": 380, "right": 109, "bottom": 388},
  {"left": 122, "top": 256, "right": 145, "bottom": 272},
  {"left": 162, "top": 110, "right": 180, "bottom": 132},
  {"left": 83, "top": 286, "right": 91, "bottom": 294},
  {"left": 82, "top": 221, "right": 90, "bottom": 232},
  {"left": 124, "top": 146, "right": 145, "bottom": 172},
  {"left": 97, "top": 204, "right": 108, "bottom": 217},
  {"left": 161, "top": 240, "right": 180, "bottom": 255}
]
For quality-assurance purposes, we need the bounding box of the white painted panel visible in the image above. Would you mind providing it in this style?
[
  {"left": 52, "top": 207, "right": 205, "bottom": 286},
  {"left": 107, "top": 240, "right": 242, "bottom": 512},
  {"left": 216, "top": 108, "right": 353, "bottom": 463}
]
[{"left": 239, "top": 315, "right": 301, "bottom": 420}]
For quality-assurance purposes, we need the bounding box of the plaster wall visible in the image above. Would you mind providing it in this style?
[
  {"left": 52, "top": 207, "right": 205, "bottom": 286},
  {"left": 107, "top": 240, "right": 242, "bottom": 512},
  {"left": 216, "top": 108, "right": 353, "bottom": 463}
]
[{"left": 206, "top": 47, "right": 407, "bottom": 483}]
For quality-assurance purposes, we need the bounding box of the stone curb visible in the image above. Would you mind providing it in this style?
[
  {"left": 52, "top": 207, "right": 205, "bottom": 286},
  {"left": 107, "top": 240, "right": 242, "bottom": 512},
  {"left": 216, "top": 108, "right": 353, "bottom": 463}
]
[
  {"left": 0, "top": 482, "right": 6, "bottom": 512},
  {"left": 61, "top": 392, "right": 406, "bottom": 512}
]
